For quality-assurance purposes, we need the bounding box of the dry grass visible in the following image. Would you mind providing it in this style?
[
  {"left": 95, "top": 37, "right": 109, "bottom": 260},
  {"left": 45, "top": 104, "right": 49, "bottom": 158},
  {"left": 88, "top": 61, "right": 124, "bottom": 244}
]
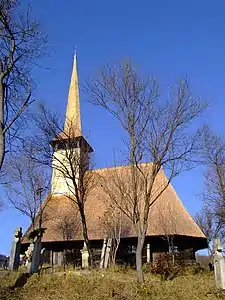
[{"left": 0, "top": 266, "right": 225, "bottom": 300}]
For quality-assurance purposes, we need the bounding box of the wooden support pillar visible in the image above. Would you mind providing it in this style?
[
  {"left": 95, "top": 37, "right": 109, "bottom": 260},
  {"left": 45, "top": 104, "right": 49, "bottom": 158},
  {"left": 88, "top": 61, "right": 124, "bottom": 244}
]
[
  {"left": 147, "top": 243, "right": 151, "bottom": 263},
  {"left": 50, "top": 250, "right": 53, "bottom": 266},
  {"left": 100, "top": 237, "right": 107, "bottom": 268},
  {"left": 56, "top": 252, "right": 63, "bottom": 266},
  {"left": 53, "top": 251, "right": 58, "bottom": 265},
  {"left": 104, "top": 238, "right": 112, "bottom": 269}
]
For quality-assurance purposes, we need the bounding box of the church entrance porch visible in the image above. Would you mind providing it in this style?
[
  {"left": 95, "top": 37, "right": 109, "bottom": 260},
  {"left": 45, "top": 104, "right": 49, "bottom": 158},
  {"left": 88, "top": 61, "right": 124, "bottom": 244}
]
[{"left": 20, "top": 235, "right": 207, "bottom": 268}]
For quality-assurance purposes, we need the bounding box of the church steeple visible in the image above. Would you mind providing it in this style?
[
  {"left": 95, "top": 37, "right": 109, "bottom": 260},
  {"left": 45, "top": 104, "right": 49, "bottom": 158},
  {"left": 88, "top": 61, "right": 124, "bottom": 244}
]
[
  {"left": 51, "top": 52, "right": 93, "bottom": 195},
  {"left": 64, "top": 51, "right": 82, "bottom": 137}
]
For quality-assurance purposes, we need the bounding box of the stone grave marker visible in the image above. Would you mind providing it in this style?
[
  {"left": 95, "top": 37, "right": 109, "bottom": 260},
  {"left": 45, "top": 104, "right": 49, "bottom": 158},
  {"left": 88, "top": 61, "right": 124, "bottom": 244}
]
[
  {"left": 214, "top": 238, "right": 225, "bottom": 289},
  {"left": 26, "top": 236, "right": 42, "bottom": 273},
  {"left": 80, "top": 242, "right": 89, "bottom": 268},
  {"left": 9, "top": 227, "right": 22, "bottom": 271}
]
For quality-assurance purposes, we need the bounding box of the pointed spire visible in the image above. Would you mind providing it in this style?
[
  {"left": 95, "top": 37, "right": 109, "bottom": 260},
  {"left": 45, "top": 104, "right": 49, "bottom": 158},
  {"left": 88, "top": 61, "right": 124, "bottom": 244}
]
[{"left": 64, "top": 50, "right": 82, "bottom": 137}]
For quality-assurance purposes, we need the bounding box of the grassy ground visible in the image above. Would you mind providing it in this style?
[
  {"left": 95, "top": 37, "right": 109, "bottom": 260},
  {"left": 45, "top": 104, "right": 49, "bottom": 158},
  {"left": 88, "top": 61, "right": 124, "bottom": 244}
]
[{"left": 0, "top": 266, "right": 225, "bottom": 300}]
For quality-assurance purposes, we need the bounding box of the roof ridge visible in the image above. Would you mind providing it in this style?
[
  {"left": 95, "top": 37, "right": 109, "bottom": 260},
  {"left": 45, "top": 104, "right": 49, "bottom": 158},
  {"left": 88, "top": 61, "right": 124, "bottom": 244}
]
[{"left": 90, "top": 162, "right": 152, "bottom": 172}]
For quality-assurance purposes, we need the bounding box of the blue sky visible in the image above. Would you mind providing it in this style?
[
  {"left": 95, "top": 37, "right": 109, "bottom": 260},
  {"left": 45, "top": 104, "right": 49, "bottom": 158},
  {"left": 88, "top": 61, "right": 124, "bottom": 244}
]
[{"left": 1, "top": 0, "right": 225, "bottom": 255}]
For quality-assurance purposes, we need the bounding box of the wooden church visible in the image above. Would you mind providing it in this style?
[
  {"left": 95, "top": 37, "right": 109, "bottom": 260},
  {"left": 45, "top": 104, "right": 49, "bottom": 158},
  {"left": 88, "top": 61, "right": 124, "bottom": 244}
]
[{"left": 21, "top": 55, "right": 207, "bottom": 266}]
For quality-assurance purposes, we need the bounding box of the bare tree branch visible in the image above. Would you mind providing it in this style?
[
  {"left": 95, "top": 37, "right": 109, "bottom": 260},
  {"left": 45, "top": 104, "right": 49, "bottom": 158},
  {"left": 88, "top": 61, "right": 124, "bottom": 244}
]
[
  {"left": 0, "top": 0, "right": 47, "bottom": 171},
  {"left": 5, "top": 152, "right": 51, "bottom": 231}
]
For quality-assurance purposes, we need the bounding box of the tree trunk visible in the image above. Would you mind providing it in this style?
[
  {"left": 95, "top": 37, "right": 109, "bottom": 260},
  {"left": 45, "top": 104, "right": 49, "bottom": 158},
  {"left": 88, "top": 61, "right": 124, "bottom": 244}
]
[
  {"left": 0, "top": 82, "right": 5, "bottom": 171},
  {"left": 63, "top": 249, "right": 66, "bottom": 272},
  {"left": 79, "top": 206, "right": 93, "bottom": 266},
  {"left": 207, "top": 242, "right": 213, "bottom": 265},
  {"left": 136, "top": 233, "right": 145, "bottom": 283},
  {"left": 112, "top": 239, "right": 120, "bottom": 265}
]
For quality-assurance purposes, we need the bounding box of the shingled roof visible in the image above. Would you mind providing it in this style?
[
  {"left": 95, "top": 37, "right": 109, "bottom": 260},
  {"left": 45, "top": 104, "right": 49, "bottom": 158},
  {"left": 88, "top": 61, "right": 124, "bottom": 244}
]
[
  {"left": 22, "top": 56, "right": 206, "bottom": 246},
  {"left": 22, "top": 164, "right": 205, "bottom": 244}
]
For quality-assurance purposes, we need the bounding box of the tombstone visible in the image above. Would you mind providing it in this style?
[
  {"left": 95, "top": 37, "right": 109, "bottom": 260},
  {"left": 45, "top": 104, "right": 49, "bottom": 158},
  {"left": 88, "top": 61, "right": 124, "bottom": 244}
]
[
  {"left": 147, "top": 243, "right": 151, "bottom": 263},
  {"left": 9, "top": 227, "right": 22, "bottom": 271},
  {"left": 80, "top": 242, "right": 89, "bottom": 268},
  {"left": 214, "top": 238, "right": 225, "bottom": 289},
  {"left": 26, "top": 236, "right": 42, "bottom": 274}
]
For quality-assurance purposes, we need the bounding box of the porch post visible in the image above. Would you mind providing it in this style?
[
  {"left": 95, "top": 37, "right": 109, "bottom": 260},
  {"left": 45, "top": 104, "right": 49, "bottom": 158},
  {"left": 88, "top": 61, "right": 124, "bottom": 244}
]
[{"left": 147, "top": 243, "right": 151, "bottom": 263}]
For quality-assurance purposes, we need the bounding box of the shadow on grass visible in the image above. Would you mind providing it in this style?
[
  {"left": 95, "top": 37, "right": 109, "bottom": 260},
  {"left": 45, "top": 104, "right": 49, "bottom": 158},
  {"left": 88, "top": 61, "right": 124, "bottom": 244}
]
[
  {"left": 10, "top": 273, "right": 31, "bottom": 291},
  {"left": 0, "top": 272, "right": 32, "bottom": 300},
  {"left": 9, "top": 265, "right": 52, "bottom": 291}
]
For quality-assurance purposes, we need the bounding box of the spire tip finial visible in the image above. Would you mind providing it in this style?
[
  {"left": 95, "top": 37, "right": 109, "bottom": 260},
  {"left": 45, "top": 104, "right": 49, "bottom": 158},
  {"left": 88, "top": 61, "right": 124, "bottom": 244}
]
[
  {"left": 74, "top": 46, "right": 77, "bottom": 59},
  {"left": 64, "top": 47, "right": 81, "bottom": 136}
]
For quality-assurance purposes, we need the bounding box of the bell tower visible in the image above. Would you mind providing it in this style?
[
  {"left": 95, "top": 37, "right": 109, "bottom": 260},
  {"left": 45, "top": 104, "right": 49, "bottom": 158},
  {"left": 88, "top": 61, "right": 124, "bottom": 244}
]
[{"left": 51, "top": 52, "right": 93, "bottom": 195}]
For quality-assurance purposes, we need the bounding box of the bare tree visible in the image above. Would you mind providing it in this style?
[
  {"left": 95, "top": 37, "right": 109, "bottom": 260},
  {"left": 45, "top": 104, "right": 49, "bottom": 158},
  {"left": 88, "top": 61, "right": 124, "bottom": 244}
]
[
  {"left": 56, "top": 210, "right": 81, "bottom": 270},
  {"left": 57, "top": 212, "right": 81, "bottom": 242},
  {"left": 157, "top": 204, "right": 179, "bottom": 264},
  {"left": 26, "top": 104, "right": 95, "bottom": 266},
  {"left": 5, "top": 153, "right": 50, "bottom": 232},
  {"left": 85, "top": 60, "right": 207, "bottom": 282},
  {"left": 202, "top": 127, "right": 225, "bottom": 214},
  {"left": 195, "top": 127, "right": 225, "bottom": 257},
  {"left": 195, "top": 205, "right": 224, "bottom": 259},
  {"left": 102, "top": 204, "right": 131, "bottom": 265},
  {"left": 0, "top": 0, "right": 46, "bottom": 170}
]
